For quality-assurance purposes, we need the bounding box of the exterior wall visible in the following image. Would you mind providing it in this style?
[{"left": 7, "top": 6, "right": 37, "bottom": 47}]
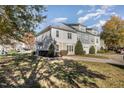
[
  {"left": 36, "top": 25, "right": 101, "bottom": 55},
  {"left": 36, "top": 30, "right": 51, "bottom": 51},
  {"left": 85, "top": 36, "right": 100, "bottom": 54},
  {"left": 95, "top": 36, "right": 101, "bottom": 51},
  {"left": 79, "top": 25, "right": 86, "bottom": 32},
  {"left": 77, "top": 31, "right": 96, "bottom": 54},
  {"left": 51, "top": 28, "right": 77, "bottom": 55},
  {"left": 83, "top": 44, "right": 90, "bottom": 54}
]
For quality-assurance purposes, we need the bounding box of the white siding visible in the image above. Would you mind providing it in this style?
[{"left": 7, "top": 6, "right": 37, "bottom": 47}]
[
  {"left": 51, "top": 28, "right": 77, "bottom": 55},
  {"left": 36, "top": 25, "right": 101, "bottom": 55},
  {"left": 36, "top": 31, "right": 51, "bottom": 43},
  {"left": 79, "top": 25, "right": 86, "bottom": 32},
  {"left": 36, "top": 30, "right": 51, "bottom": 50},
  {"left": 95, "top": 36, "right": 101, "bottom": 52}
]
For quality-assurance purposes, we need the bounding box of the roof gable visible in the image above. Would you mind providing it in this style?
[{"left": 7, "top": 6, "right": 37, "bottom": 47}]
[{"left": 37, "top": 23, "right": 100, "bottom": 37}]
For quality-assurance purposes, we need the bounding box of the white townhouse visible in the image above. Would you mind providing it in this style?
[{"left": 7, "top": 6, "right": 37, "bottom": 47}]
[{"left": 36, "top": 23, "right": 101, "bottom": 55}]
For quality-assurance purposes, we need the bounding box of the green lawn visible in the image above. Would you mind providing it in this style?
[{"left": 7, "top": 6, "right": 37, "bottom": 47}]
[
  {"left": 79, "top": 62, "right": 124, "bottom": 87},
  {"left": 0, "top": 56, "right": 2, "bottom": 60},
  {"left": 0, "top": 54, "right": 124, "bottom": 88},
  {"left": 82, "top": 54, "right": 109, "bottom": 59}
]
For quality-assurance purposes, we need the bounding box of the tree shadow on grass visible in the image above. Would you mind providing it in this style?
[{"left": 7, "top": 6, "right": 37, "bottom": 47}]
[
  {"left": 0, "top": 54, "right": 108, "bottom": 88},
  {"left": 0, "top": 54, "right": 44, "bottom": 88},
  {"left": 108, "top": 63, "right": 124, "bottom": 70},
  {"left": 46, "top": 59, "right": 108, "bottom": 88}
]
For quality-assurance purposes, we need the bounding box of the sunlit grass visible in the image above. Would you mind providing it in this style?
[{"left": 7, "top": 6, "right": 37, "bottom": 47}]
[{"left": 82, "top": 54, "right": 109, "bottom": 59}]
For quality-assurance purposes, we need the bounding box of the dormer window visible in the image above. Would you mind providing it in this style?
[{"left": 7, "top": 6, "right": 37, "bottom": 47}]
[
  {"left": 56, "top": 30, "right": 59, "bottom": 37},
  {"left": 91, "top": 39, "right": 94, "bottom": 43}
]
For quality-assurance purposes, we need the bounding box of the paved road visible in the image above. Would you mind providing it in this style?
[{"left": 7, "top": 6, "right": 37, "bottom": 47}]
[
  {"left": 62, "top": 55, "right": 124, "bottom": 66},
  {"left": 98, "top": 54, "right": 124, "bottom": 63}
]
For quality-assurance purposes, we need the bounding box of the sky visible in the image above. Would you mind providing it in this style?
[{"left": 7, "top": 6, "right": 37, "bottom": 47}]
[{"left": 36, "top": 5, "right": 124, "bottom": 32}]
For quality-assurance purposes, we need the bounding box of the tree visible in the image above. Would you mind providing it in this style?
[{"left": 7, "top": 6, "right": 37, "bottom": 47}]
[
  {"left": 48, "top": 43, "right": 55, "bottom": 57},
  {"left": 89, "top": 46, "right": 95, "bottom": 54},
  {"left": 23, "top": 32, "right": 35, "bottom": 50},
  {"left": 75, "top": 40, "right": 83, "bottom": 55},
  {"left": 0, "top": 5, "right": 46, "bottom": 44},
  {"left": 101, "top": 16, "right": 124, "bottom": 48}
]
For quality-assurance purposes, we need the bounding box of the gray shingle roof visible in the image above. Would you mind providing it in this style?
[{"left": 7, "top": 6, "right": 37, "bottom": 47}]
[{"left": 37, "top": 23, "right": 99, "bottom": 36}]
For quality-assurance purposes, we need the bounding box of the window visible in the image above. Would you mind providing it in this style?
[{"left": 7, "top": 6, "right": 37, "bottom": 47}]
[
  {"left": 71, "top": 46, "right": 73, "bottom": 52},
  {"left": 96, "top": 39, "right": 99, "bottom": 43},
  {"left": 91, "top": 39, "right": 94, "bottom": 42},
  {"left": 67, "top": 33, "right": 72, "bottom": 39},
  {"left": 69, "top": 46, "right": 71, "bottom": 52},
  {"left": 67, "top": 45, "right": 73, "bottom": 52},
  {"left": 56, "top": 45, "right": 59, "bottom": 51},
  {"left": 67, "top": 45, "right": 69, "bottom": 52},
  {"left": 56, "top": 30, "right": 59, "bottom": 37}
]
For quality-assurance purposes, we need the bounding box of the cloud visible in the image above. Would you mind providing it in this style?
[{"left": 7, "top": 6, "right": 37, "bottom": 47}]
[
  {"left": 91, "top": 20, "right": 106, "bottom": 28},
  {"left": 110, "top": 12, "right": 119, "bottom": 16},
  {"left": 88, "top": 20, "right": 106, "bottom": 31},
  {"left": 99, "top": 20, "right": 106, "bottom": 26},
  {"left": 52, "top": 17, "right": 68, "bottom": 23},
  {"left": 77, "top": 10, "right": 83, "bottom": 15},
  {"left": 78, "top": 5, "right": 115, "bottom": 23},
  {"left": 78, "top": 10, "right": 105, "bottom": 23}
]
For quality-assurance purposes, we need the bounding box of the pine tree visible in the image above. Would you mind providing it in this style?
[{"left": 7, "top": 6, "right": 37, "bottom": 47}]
[
  {"left": 89, "top": 46, "right": 95, "bottom": 54},
  {"left": 75, "top": 40, "right": 83, "bottom": 55},
  {"left": 48, "top": 43, "right": 55, "bottom": 57}
]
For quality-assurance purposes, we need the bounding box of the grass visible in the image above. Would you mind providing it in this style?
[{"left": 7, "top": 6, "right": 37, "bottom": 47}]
[
  {"left": 0, "top": 56, "right": 2, "bottom": 60},
  {"left": 0, "top": 54, "right": 124, "bottom": 88},
  {"left": 82, "top": 54, "right": 109, "bottom": 59},
  {"left": 79, "top": 62, "right": 124, "bottom": 87},
  {"left": 7, "top": 50, "right": 19, "bottom": 56},
  {"left": 0, "top": 55, "right": 7, "bottom": 61}
]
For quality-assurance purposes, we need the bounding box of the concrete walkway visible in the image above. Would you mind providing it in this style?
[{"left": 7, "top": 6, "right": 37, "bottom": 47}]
[{"left": 62, "top": 55, "right": 124, "bottom": 66}]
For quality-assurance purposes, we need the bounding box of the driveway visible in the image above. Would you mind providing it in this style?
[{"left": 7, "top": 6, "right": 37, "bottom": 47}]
[
  {"left": 98, "top": 54, "right": 124, "bottom": 63},
  {"left": 62, "top": 55, "right": 124, "bottom": 66}
]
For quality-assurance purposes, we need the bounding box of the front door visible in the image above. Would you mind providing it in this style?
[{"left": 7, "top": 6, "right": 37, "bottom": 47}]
[{"left": 67, "top": 45, "right": 74, "bottom": 55}]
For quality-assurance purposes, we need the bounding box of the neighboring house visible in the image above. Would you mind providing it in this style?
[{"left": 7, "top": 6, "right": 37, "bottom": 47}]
[
  {"left": 0, "top": 41, "right": 27, "bottom": 55},
  {"left": 36, "top": 23, "right": 101, "bottom": 55},
  {"left": 0, "top": 32, "right": 35, "bottom": 55},
  {"left": 0, "top": 40, "right": 33, "bottom": 55},
  {"left": 0, "top": 44, "right": 13, "bottom": 55}
]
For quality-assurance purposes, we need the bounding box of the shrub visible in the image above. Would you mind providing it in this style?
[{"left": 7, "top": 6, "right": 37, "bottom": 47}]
[
  {"left": 60, "top": 50, "right": 68, "bottom": 56},
  {"left": 30, "top": 81, "right": 41, "bottom": 88},
  {"left": 8, "top": 50, "right": 18, "bottom": 56},
  {"left": 97, "top": 50, "right": 106, "bottom": 53},
  {"left": 89, "top": 46, "right": 95, "bottom": 54},
  {"left": 48, "top": 43, "right": 55, "bottom": 57},
  {"left": 75, "top": 40, "right": 83, "bottom": 55},
  {"left": 100, "top": 47, "right": 104, "bottom": 50},
  {"left": 32, "top": 51, "right": 36, "bottom": 56},
  {"left": 97, "top": 48, "right": 110, "bottom": 54},
  {"left": 83, "top": 51, "right": 86, "bottom": 55}
]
